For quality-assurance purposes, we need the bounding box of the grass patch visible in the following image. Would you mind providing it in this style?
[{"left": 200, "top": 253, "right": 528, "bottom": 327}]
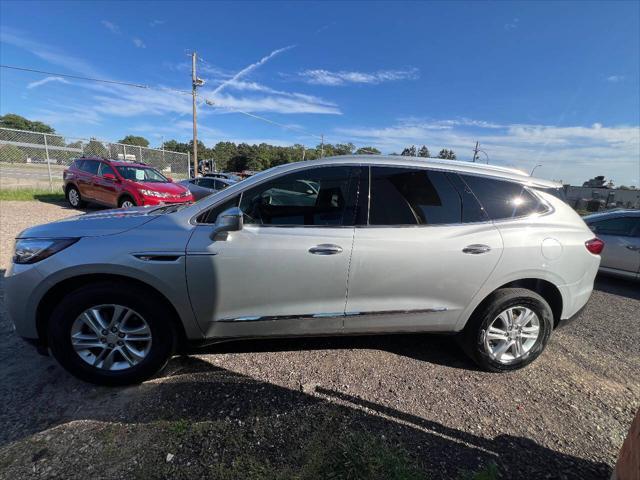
[{"left": 0, "top": 188, "right": 65, "bottom": 202}]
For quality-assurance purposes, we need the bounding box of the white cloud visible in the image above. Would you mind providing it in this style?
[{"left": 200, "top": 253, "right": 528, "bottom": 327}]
[
  {"left": 26, "top": 76, "right": 70, "bottom": 89},
  {"left": 211, "top": 45, "right": 296, "bottom": 96},
  {"left": 504, "top": 18, "right": 519, "bottom": 31},
  {"left": 149, "top": 19, "right": 165, "bottom": 27},
  {"left": 132, "top": 37, "right": 146, "bottom": 49},
  {"left": 204, "top": 92, "right": 341, "bottom": 115},
  {"left": 606, "top": 75, "right": 625, "bottom": 83},
  {"left": 101, "top": 20, "right": 120, "bottom": 35},
  {"left": 297, "top": 68, "right": 419, "bottom": 86},
  {"left": 334, "top": 118, "right": 640, "bottom": 185}
]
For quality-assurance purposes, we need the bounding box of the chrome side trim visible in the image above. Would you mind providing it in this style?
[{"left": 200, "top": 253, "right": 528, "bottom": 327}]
[{"left": 217, "top": 308, "right": 448, "bottom": 323}]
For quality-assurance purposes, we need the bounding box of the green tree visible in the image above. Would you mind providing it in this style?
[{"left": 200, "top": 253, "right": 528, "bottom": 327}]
[
  {"left": 118, "top": 135, "right": 150, "bottom": 147},
  {"left": 417, "top": 145, "right": 430, "bottom": 158},
  {"left": 0, "top": 144, "right": 25, "bottom": 163},
  {"left": 437, "top": 149, "right": 456, "bottom": 160},
  {"left": 84, "top": 138, "right": 109, "bottom": 158},
  {"left": 401, "top": 145, "right": 417, "bottom": 156},
  {"left": 0, "top": 113, "right": 55, "bottom": 133},
  {"left": 355, "top": 146, "right": 381, "bottom": 155}
]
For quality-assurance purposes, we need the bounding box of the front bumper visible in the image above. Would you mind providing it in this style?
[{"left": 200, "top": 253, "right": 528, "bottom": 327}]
[
  {"left": 139, "top": 195, "right": 193, "bottom": 206},
  {"left": 3, "top": 262, "right": 47, "bottom": 339}
]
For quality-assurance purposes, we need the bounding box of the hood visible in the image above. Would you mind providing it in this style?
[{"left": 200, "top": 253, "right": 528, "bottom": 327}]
[
  {"left": 131, "top": 181, "right": 190, "bottom": 196},
  {"left": 17, "top": 207, "right": 160, "bottom": 239}
]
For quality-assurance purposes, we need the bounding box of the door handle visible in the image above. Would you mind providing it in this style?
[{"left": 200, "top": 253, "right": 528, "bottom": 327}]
[
  {"left": 309, "top": 244, "right": 343, "bottom": 255},
  {"left": 462, "top": 244, "right": 491, "bottom": 255},
  {"left": 626, "top": 245, "right": 640, "bottom": 251}
]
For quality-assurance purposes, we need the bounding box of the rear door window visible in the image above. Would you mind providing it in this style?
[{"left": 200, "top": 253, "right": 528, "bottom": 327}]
[
  {"left": 368, "top": 167, "right": 462, "bottom": 225},
  {"left": 460, "top": 175, "right": 546, "bottom": 220},
  {"left": 81, "top": 160, "right": 100, "bottom": 175}
]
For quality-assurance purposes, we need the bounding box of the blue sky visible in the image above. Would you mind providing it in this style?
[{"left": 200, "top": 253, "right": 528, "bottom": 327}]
[{"left": 1, "top": 0, "right": 639, "bottom": 185}]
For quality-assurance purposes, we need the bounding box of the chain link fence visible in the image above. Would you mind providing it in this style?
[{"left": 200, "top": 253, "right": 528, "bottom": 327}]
[{"left": 0, "top": 127, "right": 190, "bottom": 190}]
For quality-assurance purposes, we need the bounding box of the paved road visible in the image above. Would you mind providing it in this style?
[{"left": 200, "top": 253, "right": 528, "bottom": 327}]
[{"left": 0, "top": 201, "right": 637, "bottom": 479}]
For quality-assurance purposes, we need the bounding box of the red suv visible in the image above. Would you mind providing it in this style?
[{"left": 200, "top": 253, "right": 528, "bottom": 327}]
[{"left": 63, "top": 157, "right": 194, "bottom": 209}]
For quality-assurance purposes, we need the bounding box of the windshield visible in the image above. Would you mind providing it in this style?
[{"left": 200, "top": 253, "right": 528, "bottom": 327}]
[{"left": 116, "top": 166, "right": 168, "bottom": 183}]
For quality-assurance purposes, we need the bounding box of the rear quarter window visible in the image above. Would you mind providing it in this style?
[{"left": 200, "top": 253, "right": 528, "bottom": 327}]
[{"left": 460, "top": 175, "right": 547, "bottom": 220}]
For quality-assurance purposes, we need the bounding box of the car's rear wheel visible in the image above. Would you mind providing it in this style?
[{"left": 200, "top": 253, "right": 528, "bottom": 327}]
[
  {"left": 66, "top": 186, "right": 85, "bottom": 208},
  {"left": 48, "top": 283, "right": 176, "bottom": 385},
  {"left": 459, "top": 288, "right": 553, "bottom": 372},
  {"left": 118, "top": 196, "right": 136, "bottom": 208}
]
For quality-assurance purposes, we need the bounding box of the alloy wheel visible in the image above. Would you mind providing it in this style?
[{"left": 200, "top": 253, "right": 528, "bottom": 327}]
[
  {"left": 483, "top": 306, "right": 540, "bottom": 364},
  {"left": 70, "top": 304, "right": 152, "bottom": 371},
  {"left": 69, "top": 189, "right": 80, "bottom": 206},
  {"left": 120, "top": 200, "right": 134, "bottom": 208}
]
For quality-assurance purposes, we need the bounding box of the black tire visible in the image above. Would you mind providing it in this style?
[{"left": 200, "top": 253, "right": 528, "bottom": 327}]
[
  {"left": 48, "top": 282, "right": 176, "bottom": 386},
  {"left": 118, "top": 196, "right": 137, "bottom": 208},
  {"left": 66, "top": 185, "right": 86, "bottom": 208},
  {"left": 458, "top": 288, "right": 553, "bottom": 372}
]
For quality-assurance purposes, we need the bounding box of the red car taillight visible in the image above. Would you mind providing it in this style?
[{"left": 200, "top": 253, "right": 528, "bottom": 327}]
[{"left": 585, "top": 238, "right": 605, "bottom": 255}]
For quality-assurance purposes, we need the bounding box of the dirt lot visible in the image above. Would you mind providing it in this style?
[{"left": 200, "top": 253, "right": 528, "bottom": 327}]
[{"left": 0, "top": 200, "right": 638, "bottom": 479}]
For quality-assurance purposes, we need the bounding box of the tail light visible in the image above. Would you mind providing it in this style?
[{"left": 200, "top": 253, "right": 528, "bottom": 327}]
[{"left": 585, "top": 238, "right": 604, "bottom": 255}]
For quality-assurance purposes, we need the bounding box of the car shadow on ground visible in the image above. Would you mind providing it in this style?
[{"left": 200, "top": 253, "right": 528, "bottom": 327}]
[
  {"left": 594, "top": 274, "right": 640, "bottom": 301},
  {"left": 198, "top": 333, "right": 480, "bottom": 371},
  {"left": 0, "top": 354, "right": 611, "bottom": 479},
  {"left": 29, "top": 195, "right": 103, "bottom": 213}
]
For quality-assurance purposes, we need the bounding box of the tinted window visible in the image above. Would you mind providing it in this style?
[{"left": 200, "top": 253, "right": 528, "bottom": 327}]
[
  {"left": 460, "top": 175, "right": 546, "bottom": 220},
  {"left": 590, "top": 217, "right": 639, "bottom": 237},
  {"left": 239, "top": 166, "right": 357, "bottom": 226},
  {"left": 368, "top": 167, "right": 462, "bottom": 225},
  {"left": 98, "top": 163, "right": 115, "bottom": 177},
  {"left": 197, "top": 195, "right": 240, "bottom": 224},
  {"left": 446, "top": 173, "right": 489, "bottom": 223},
  {"left": 72, "top": 160, "right": 85, "bottom": 171},
  {"left": 81, "top": 160, "right": 99, "bottom": 175},
  {"left": 196, "top": 178, "right": 215, "bottom": 189}
]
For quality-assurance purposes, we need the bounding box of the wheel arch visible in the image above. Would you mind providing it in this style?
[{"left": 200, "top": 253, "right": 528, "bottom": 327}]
[
  {"left": 36, "top": 273, "right": 188, "bottom": 350},
  {"left": 463, "top": 278, "right": 563, "bottom": 329},
  {"left": 117, "top": 193, "right": 136, "bottom": 206}
]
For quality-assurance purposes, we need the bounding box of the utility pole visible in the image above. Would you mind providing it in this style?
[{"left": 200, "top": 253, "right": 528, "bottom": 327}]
[
  {"left": 472, "top": 141, "right": 479, "bottom": 162},
  {"left": 191, "top": 51, "right": 198, "bottom": 178},
  {"left": 320, "top": 134, "right": 324, "bottom": 158}
]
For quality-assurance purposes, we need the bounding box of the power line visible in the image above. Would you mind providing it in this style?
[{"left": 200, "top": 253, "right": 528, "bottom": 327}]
[
  {"left": 202, "top": 96, "right": 324, "bottom": 141},
  {"left": 0, "top": 64, "right": 149, "bottom": 89},
  {"left": 0, "top": 64, "right": 192, "bottom": 95}
]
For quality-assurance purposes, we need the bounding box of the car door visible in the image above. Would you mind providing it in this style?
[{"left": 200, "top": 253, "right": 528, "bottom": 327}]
[
  {"left": 76, "top": 159, "right": 99, "bottom": 200},
  {"left": 186, "top": 165, "right": 361, "bottom": 339},
  {"left": 590, "top": 216, "right": 640, "bottom": 276},
  {"left": 93, "top": 162, "right": 119, "bottom": 206},
  {"left": 344, "top": 166, "right": 503, "bottom": 333}
]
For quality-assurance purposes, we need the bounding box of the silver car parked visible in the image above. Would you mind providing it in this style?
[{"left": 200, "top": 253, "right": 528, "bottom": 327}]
[
  {"left": 5, "top": 156, "right": 602, "bottom": 385},
  {"left": 584, "top": 210, "right": 640, "bottom": 280}
]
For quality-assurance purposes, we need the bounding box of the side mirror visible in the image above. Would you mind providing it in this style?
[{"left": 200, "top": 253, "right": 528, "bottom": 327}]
[
  {"left": 210, "top": 207, "right": 243, "bottom": 240},
  {"left": 103, "top": 173, "right": 117, "bottom": 181},
  {"left": 167, "top": 177, "right": 174, "bottom": 183}
]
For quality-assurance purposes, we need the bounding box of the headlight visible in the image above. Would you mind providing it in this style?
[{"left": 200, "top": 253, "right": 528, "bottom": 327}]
[
  {"left": 139, "top": 189, "right": 172, "bottom": 198},
  {"left": 13, "top": 238, "right": 79, "bottom": 264}
]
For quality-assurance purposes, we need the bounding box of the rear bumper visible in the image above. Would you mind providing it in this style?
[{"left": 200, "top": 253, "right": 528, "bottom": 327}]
[{"left": 555, "top": 303, "right": 587, "bottom": 329}]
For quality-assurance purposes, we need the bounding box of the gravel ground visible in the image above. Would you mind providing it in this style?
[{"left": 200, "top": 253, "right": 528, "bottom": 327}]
[{"left": 0, "top": 200, "right": 638, "bottom": 479}]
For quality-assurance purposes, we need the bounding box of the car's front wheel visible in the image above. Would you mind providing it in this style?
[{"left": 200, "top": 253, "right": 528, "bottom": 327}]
[
  {"left": 459, "top": 288, "right": 553, "bottom": 372},
  {"left": 48, "top": 283, "right": 176, "bottom": 385},
  {"left": 118, "top": 196, "right": 136, "bottom": 209}
]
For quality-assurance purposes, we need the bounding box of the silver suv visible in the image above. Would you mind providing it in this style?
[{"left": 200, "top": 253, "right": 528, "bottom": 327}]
[{"left": 5, "top": 156, "right": 602, "bottom": 385}]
